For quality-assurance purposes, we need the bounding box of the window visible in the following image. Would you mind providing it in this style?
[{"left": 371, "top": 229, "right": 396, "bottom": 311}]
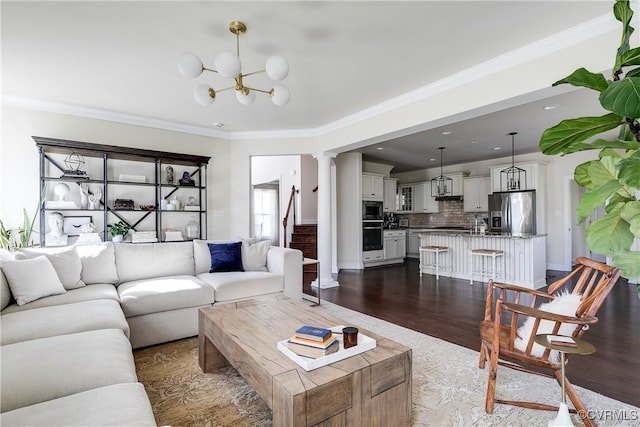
[{"left": 252, "top": 183, "right": 279, "bottom": 246}]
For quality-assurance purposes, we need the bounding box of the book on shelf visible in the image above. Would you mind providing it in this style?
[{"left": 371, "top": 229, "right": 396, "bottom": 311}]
[
  {"left": 294, "top": 325, "right": 332, "bottom": 342},
  {"left": 286, "top": 337, "right": 339, "bottom": 359}
]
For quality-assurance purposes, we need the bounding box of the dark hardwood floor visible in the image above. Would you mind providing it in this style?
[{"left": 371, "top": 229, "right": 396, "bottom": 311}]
[{"left": 305, "top": 259, "right": 640, "bottom": 408}]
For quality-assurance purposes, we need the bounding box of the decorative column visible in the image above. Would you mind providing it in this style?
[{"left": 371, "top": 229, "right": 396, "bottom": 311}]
[{"left": 313, "top": 152, "right": 339, "bottom": 289}]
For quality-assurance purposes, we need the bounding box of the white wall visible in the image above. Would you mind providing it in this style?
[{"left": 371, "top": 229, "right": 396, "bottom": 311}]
[
  {"left": 336, "top": 152, "right": 362, "bottom": 269},
  {"left": 0, "top": 106, "right": 231, "bottom": 240},
  {"left": 300, "top": 155, "right": 318, "bottom": 224}
]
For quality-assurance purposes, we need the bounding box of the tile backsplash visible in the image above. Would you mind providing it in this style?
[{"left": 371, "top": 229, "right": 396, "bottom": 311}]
[{"left": 397, "top": 200, "right": 487, "bottom": 228}]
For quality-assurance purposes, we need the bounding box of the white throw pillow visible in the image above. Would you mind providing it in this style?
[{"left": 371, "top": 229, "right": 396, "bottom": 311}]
[
  {"left": 241, "top": 239, "right": 271, "bottom": 272},
  {"left": 15, "top": 247, "right": 86, "bottom": 290},
  {"left": 75, "top": 242, "right": 119, "bottom": 285},
  {"left": 0, "top": 249, "right": 15, "bottom": 310},
  {"left": 2, "top": 256, "right": 66, "bottom": 305},
  {"left": 514, "top": 292, "right": 582, "bottom": 363}
]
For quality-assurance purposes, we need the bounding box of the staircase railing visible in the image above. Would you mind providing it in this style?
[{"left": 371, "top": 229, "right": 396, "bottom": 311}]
[{"left": 282, "top": 185, "right": 296, "bottom": 247}]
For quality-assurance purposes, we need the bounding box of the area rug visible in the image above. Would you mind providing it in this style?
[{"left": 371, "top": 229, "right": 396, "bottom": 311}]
[{"left": 134, "top": 302, "right": 640, "bottom": 426}]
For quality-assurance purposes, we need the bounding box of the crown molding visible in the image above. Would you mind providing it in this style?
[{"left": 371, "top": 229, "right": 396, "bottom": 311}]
[
  {"left": 1, "top": 95, "right": 229, "bottom": 139},
  {"left": 2, "top": 12, "right": 618, "bottom": 141}
]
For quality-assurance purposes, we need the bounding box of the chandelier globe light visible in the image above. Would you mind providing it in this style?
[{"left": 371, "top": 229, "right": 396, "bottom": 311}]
[
  {"left": 431, "top": 147, "right": 453, "bottom": 198},
  {"left": 177, "top": 20, "right": 290, "bottom": 107},
  {"left": 500, "top": 132, "right": 527, "bottom": 191}
]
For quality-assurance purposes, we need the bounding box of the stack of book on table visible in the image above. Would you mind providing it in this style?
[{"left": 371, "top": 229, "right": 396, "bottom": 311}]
[{"left": 286, "top": 325, "right": 338, "bottom": 359}]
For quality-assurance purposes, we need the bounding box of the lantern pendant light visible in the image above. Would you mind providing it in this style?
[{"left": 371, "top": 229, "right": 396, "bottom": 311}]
[
  {"left": 500, "top": 132, "right": 527, "bottom": 191},
  {"left": 431, "top": 147, "right": 453, "bottom": 198}
]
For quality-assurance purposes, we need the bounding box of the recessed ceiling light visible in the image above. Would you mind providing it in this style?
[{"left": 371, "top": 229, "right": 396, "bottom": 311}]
[
  {"left": 429, "top": 158, "right": 437, "bottom": 161},
  {"left": 213, "top": 122, "right": 224, "bottom": 128},
  {"left": 543, "top": 104, "right": 559, "bottom": 110},
  {"left": 469, "top": 140, "right": 479, "bottom": 144},
  {"left": 376, "top": 147, "right": 384, "bottom": 151},
  {"left": 442, "top": 131, "right": 451, "bottom": 135},
  {"left": 493, "top": 147, "right": 502, "bottom": 151}
]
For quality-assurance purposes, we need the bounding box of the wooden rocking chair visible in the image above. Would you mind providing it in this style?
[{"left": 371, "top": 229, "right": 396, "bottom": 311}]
[{"left": 478, "top": 257, "right": 621, "bottom": 427}]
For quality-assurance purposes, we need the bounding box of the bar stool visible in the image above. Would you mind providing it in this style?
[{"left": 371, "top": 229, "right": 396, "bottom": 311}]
[
  {"left": 419, "top": 245, "right": 450, "bottom": 280},
  {"left": 470, "top": 248, "right": 504, "bottom": 284}
]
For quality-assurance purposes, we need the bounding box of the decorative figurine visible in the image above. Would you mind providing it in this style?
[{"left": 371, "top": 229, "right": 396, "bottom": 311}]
[
  {"left": 165, "top": 166, "right": 174, "bottom": 185},
  {"left": 179, "top": 171, "right": 195, "bottom": 186},
  {"left": 45, "top": 212, "right": 68, "bottom": 247}
]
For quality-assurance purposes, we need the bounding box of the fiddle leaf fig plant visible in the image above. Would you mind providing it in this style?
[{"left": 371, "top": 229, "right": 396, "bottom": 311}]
[{"left": 539, "top": 0, "right": 640, "bottom": 286}]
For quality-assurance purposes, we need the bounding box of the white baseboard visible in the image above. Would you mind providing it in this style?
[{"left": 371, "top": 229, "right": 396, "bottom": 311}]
[
  {"left": 300, "top": 219, "right": 318, "bottom": 225},
  {"left": 338, "top": 262, "right": 363, "bottom": 270},
  {"left": 547, "top": 263, "right": 569, "bottom": 272}
]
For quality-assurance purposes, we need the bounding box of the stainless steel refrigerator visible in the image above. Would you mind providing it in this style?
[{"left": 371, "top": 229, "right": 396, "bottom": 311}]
[{"left": 488, "top": 190, "right": 536, "bottom": 236}]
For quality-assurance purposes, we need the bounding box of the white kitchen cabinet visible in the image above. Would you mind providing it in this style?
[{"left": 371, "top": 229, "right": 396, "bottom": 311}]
[
  {"left": 413, "top": 183, "right": 441, "bottom": 213},
  {"left": 397, "top": 185, "right": 414, "bottom": 212},
  {"left": 363, "top": 250, "right": 384, "bottom": 263},
  {"left": 383, "top": 178, "right": 397, "bottom": 212},
  {"left": 449, "top": 172, "right": 464, "bottom": 196},
  {"left": 406, "top": 232, "right": 421, "bottom": 258},
  {"left": 362, "top": 173, "right": 384, "bottom": 201},
  {"left": 383, "top": 230, "right": 406, "bottom": 260},
  {"left": 463, "top": 176, "right": 490, "bottom": 212}
]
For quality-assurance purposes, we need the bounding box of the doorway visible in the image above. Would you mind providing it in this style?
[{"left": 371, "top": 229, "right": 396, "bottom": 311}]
[{"left": 564, "top": 176, "right": 606, "bottom": 270}]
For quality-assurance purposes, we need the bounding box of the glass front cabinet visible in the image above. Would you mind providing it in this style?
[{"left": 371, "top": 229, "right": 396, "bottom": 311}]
[{"left": 35, "top": 136, "right": 210, "bottom": 246}]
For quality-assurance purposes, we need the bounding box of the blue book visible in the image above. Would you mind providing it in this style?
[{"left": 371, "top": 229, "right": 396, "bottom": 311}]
[{"left": 295, "top": 325, "right": 332, "bottom": 342}]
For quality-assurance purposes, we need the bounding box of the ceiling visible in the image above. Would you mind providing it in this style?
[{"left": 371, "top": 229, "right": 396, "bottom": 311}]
[{"left": 1, "top": 1, "right": 614, "bottom": 171}]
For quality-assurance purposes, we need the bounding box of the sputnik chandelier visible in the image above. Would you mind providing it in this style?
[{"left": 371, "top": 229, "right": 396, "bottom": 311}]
[{"left": 177, "top": 21, "right": 290, "bottom": 107}]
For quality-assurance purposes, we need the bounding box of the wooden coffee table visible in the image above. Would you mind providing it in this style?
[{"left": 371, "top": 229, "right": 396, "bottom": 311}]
[{"left": 198, "top": 295, "right": 412, "bottom": 426}]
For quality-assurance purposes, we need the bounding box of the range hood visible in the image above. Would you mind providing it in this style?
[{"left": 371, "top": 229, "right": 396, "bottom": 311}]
[{"left": 435, "top": 195, "right": 463, "bottom": 201}]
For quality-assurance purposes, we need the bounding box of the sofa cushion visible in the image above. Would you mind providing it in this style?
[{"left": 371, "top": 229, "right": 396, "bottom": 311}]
[
  {"left": 208, "top": 241, "right": 244, "bottom": 272},
  {"left": 115, "top": 241, "right": 195, "bottom": 283},
  {"left": 118, "top": 275, "right": 214, "bottom": 317},
  {"left": 241, "top": 239, "right": 270, "bottom": 272},
  {"left": 0, "top": 249, "right": 14, "bottom": 310},
  {"left": 197, "top": 271, "right": 283, "bottom": 302},
  {"left": 75, "top": 242, "right": 119, "bottom": 285},
  {"left": 15, "top": 246, "right": 85, "bottom": 290},
  {"left": 0, "top": 383, "right": 156, "bottom": 426},
  {"left": 2, "top": 256, "right": 66, "bottom": 305},
  {"left": 0, "top": 299, "right": 130, "bottom": 345},
  {"left": 1, "top": 284, "right": 119, "bottom": 314},
  {"left": 0, "top": 329, "right": 137, "bottom": 412}
]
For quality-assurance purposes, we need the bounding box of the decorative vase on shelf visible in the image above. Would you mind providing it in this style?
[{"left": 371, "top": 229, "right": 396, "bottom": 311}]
[{"left": 183, "top": 216, "right": 200, "bottom": 240}]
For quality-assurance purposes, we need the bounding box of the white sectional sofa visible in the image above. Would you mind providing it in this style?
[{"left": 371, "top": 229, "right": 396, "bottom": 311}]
[{"left": 0, "top": 239, "right": 303, "bottom": 426}]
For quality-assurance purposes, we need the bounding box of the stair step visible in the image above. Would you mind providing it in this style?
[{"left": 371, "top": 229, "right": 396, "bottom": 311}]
[
  {"left": 293, "top": 225, "right": 317, "bottom": 234},
  {"left": 291, "top": 234, "right": 316, "bottom": 243}
]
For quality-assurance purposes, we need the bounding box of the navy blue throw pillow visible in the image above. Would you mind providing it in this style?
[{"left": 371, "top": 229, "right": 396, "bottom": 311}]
[{"left": 208, "top": 242, "right": 244, "bottom": 273}]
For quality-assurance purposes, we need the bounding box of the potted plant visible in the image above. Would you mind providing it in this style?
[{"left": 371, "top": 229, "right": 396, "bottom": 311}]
[
  {"left": 539, "top": 0, "right": 640, "bottom": 291},
  {"left": 108, "top": 221, "right": 131, "bottom": 243},
  {"left": 0, "top": 209, "right": 38, "bottom": 251}
]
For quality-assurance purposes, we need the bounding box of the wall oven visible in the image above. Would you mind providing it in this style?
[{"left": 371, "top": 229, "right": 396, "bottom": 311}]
[
  {"left": 363, "top": 221, "right": 384, "bottom": 251},
  {"left": 362, "top": 201, "right": 383, "bottom": 221}
]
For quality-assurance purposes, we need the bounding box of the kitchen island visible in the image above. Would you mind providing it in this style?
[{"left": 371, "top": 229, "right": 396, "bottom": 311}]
[{"left": 412, "top": 229, "right": 547, "bottom": 289}]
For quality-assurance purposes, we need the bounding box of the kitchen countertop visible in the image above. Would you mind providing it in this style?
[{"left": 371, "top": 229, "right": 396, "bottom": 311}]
[{"left": 409, "top": 228, "right": 547, "bottom": 238}]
